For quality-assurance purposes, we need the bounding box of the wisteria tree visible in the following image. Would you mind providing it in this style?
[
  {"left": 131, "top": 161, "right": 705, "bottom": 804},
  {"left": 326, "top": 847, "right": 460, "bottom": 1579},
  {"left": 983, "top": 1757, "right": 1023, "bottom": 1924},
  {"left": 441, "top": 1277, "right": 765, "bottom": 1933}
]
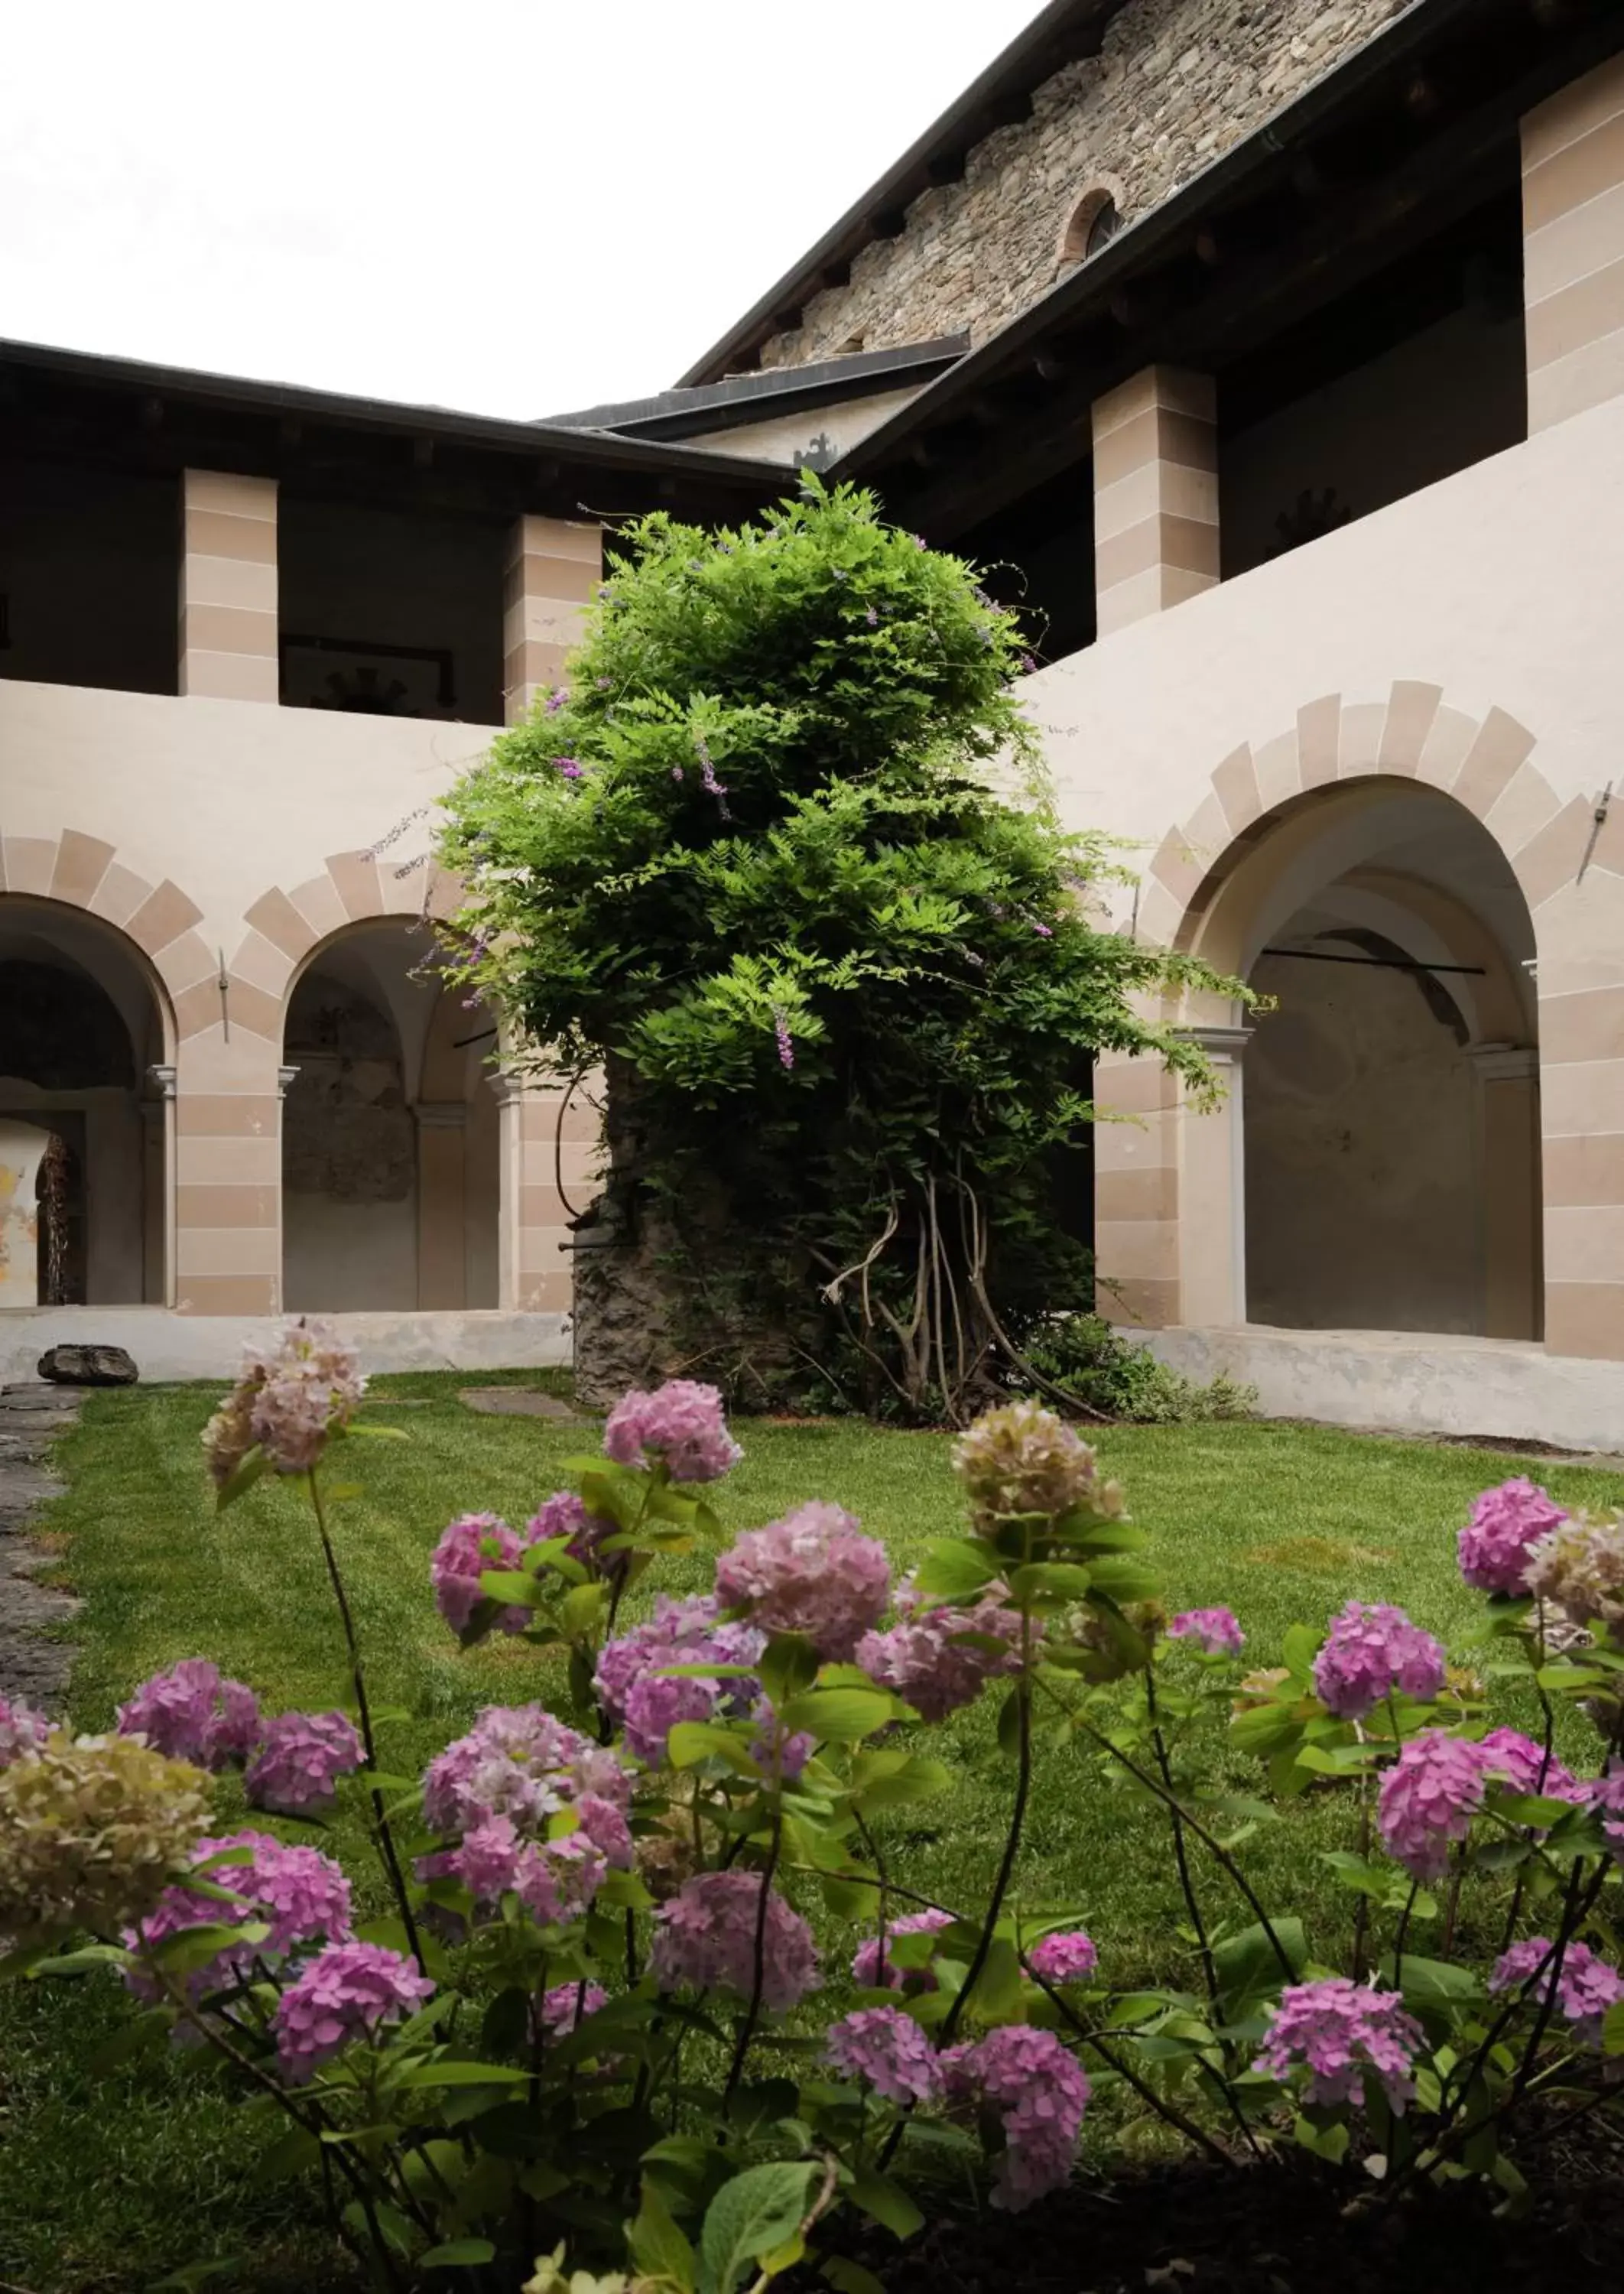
[{"left": 437, "top": 479, "right": 1226, "bottom": 1419}]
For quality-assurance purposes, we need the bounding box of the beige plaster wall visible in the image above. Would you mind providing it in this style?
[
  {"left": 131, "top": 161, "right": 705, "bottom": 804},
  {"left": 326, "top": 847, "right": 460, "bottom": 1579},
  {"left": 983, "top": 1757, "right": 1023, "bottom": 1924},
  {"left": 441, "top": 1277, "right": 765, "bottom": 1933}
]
[{"left": 692, "top": 385, "right": 928, "bottom": 467}]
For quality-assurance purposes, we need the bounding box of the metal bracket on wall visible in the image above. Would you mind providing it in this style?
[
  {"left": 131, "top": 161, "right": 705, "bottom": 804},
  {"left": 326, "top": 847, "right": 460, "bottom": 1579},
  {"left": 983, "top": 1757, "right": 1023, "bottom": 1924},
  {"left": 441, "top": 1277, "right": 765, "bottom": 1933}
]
[
  {"left": 1577, "top": 782, "right": 1613, "bottom": 885},
  {"left": 217, "top": 948, "right": 230, "bottom": 1040}
]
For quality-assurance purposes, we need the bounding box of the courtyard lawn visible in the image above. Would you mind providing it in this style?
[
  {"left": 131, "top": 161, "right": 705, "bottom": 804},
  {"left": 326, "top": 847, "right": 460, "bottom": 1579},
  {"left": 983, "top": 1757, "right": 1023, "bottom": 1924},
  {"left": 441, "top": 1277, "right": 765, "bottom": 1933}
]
[{"left": 5, "top": 1375, "right": 1622, "bottom": 2294}]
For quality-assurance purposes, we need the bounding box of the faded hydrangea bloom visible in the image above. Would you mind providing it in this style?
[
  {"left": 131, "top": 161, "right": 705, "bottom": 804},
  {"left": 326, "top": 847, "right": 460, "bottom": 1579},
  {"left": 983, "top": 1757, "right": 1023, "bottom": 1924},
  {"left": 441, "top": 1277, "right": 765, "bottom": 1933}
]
[
  {"left": 851, "top": 1906, "right": 954, "bottom": 1993},
  {"left": 116, "top": 1660, "right": 261, "bottom": 1771},
  {"left": 1254, "top": 1978, "right": 1423, "bottom": 2110},
  {"left": 715, "top": 1502, "right": 890, "bottom": 1660},
  {"left": 856, "top": 1581, "right": 1025, "bottom": 1721},
  {"left": 826, "top": 2006, "right": 942, "bottom": 2103},
  {"left": 1525, "top": 1508, "right": 1624, "bottom": 1632},
  {"left": 942, "top": 2025, "right": 1090, "bottom": 2211},
  {"left": 203, "top": 1318, "right": 366, "bottom": 1487},
  {"left": 0, "top": 1695, "right": 52, "bottom": 1769},
  {"left": 1457, "top": 1478, "right": 1567, "bottom": 1597},
  {"left": 430, "top": 1513, "right": 528, "bottom": 1634},
  {"left": 273, "top": 1940, "right": 434, "bottom": 2083},
  {"left": 1027, "top": 1928, "right": 1098, "bottom": 1984},
  {"left": 1491, "top": 1937, "right": 1624, "bottom": 2050},
  {"left": 1377, "top": 1730, "right": 1491, "bottom": 1880},
  {"left": 0, "top": 1732, "right": 213, "bottom": 1940},
  {"left": 649, "top": 1871, "right": 819, "bottom": 2010},
  {"left": 201, "top": 1369, "right": 261, "bottom": 1490},
  {"left": 245, "top": 1711, "right": 363, "bottom": 1816},
  {"left": 1312, "top": 1601, "right": 1447, "bottom": 1720},
  {"left": 602, "top": 1379, "right": 742, "bottom": 1483},
  {"left": 1167, "top": 1607, "right": 1245, "bottom": 1658},
  {"left": 951, "top": 1401, "right": 1124, "bottom": 1534}
]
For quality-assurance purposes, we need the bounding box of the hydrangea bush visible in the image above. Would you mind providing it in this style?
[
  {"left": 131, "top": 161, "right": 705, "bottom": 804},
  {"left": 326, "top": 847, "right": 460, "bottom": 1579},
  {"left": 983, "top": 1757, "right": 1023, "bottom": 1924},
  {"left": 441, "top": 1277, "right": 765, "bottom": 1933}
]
[{"left": 5, "top": 1322, "right": 1624, "bottom": 2290}]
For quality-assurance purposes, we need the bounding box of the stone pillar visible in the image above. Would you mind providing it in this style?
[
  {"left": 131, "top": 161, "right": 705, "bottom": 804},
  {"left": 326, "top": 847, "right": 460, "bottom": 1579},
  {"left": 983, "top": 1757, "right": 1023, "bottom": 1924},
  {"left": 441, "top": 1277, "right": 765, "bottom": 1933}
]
[
  {"left": 1523, "top": 54, "right": 1624, "bottom": 434},
  {"left": 414, "top": 1102, "right": 468, "bottom": 1310},
  {"left": 1091, "top": 367, "right": 1219, "bottom": 636},
  {"left": 502, "top": 517, "right": 603, "bottom": 723},
  {"left": 179, "top": 471, "right": 279, "bottom": 702},
  {"left": 1466, "top": 1047, "right": 1542, "bottom": 1341},
  {"left": 1092, "top": 1051, "right": 1181, "bottom": 1327},
  {"left": 0, "top": 1119, "right": 51, "bottom": 1308},
  {"left": 145, "top": 1064, "right": 176, "bottom": 1305},
  {"left": 1174, "top": 1025, "right": 1252, "bottom": 1327}
]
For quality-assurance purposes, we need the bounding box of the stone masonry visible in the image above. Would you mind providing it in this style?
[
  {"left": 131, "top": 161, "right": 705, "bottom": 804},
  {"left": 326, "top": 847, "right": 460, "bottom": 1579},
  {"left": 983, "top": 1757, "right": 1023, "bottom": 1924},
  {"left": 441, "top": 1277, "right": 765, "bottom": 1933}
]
[{"left": 760, "top": 0, "right": 1408, "bottom": 370}]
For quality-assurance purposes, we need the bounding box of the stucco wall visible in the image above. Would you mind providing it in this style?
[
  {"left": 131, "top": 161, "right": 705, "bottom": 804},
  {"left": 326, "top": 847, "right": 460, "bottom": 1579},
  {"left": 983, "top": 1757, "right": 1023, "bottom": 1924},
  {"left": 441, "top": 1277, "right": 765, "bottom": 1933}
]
[
  {"left": 761, "top": 0, "right": 1406, "bottom": 369},
  {"left": 693, "top": 385, "right": 929, "bottom": 467}
]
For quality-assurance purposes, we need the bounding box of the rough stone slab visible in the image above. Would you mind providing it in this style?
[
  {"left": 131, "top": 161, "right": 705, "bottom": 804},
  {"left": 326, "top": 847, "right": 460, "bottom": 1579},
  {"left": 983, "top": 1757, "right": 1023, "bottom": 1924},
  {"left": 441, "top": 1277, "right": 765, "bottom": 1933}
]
[
  {"left": 0, "top": 1384, "right": 80, "bottom": 1711},
  {"left": 458, "top": 1386, "right": 583, "bottom": 1421},
  {"left": 38, "top": 1342, "right": 138, "bottom": 1386}
]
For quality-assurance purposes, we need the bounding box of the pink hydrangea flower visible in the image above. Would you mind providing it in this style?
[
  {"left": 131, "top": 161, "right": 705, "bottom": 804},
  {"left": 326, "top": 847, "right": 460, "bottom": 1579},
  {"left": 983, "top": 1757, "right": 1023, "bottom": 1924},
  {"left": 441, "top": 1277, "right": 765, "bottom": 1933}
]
[
  {"left": 1028, "top": 1929, "right": 1098, "bottom": 1984},
  {"left": 851, "top": 1907, "right": 955, "bottom": 1992},
  {"left": 273, "top": 1941, "right": 434, "bottom": 2083},
  {"left": 430, "top": 1513, "right": 527, "bottom": 1634},
  {"left": 595, "top": 1597, "right": 763, "bottom": 1727},
  {"left": 751, "top": 1699, "right": 815, "bottom": 1783},
  {"left": 1254, "top": 1978, "right": 1423, "bottom": 2110},
  {"left": 1313, "top": 1602, "right": 1447, "bottom": 1720},
  {"left": 124, "top": 1828, "right": 352, "bottom": 2003},
  {"left": 856, "top": 1583, "right": 1025, "bottom": 1722},
  {"left": 942, "top": 2026, "right": 1089, "bottom": 2211},
  {"left": 602, "top": 1380, "right": 742, "bottom": 1483},
  {"left": 245, "top": 1711, "right": 363, "bottom": 1816},
  {"left": 1377, "top": 1730, "right": 1491, "bottom": 1880},
  {"left": 0, "top": 1694, "right": 52, "bottom": 1767},
  {"left": 116, "top": 1660, "right": 261, "bottom": 1771},
  {"left": 1491, "top": 1937, "right": 1624, "bottom": 2049},
  {"left": 422, "top": 1705, "right": 630, "bottom": 1842},
  {"left": 1589, "top": 1769, "right": 1624, "bottom": 1866},
  {"left": 525, "top": 1490, "right": 622, "bottom": 1578},
  {"left": 827, "top": 2006, "right": 942, "bottom": 2104},
  {"left": 1458, "top": 1478, "right": 1567, "bottom": 1597},
  {"left": 1168, "top": 1608, "right": 1246, "bottom": 1658},
  {"left": 715, "top": 1503, "right": 890, "bottom": 1660},
  {"left": 621, "top": 1671, "right": 722, "bottom": 1766},
  {"left": 445, "top": 1813, "right": 606, "bottom": 1925},
  {"left": 537, "top": 1979, "right": 609, "bottom": 2039},
  {"left": 1479, "top": 1727, "right": 1583, "bottom": 1808},
  {"left": 248, "top": 1319, "right": 368, "bottom": 1476},
  {"left": 649, "top": 1871, "right": 820, "bottom": 2010}
]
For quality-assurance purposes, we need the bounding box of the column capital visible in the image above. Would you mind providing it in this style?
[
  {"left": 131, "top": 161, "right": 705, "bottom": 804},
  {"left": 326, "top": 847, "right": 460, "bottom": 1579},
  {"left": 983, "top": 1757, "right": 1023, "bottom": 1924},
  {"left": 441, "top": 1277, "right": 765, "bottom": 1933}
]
[
  {"left": 278, "top": 1064, "right": 300, "bottom": 1097},
  {"left": 1467, "top": 1043, "right": 1538, "bottom": 1083},
  {"left": 148, "top": 1063, "right": 178, "bottom": 1100},
  {"left": 488, "top": 1072, "right": 525, "bottom": 1106},
  {"left": 1174, "top": 1023, "right": 1254, "bottom": 1062},
  {"left": 414, "top": 1100, "right": 469, "bottom": 1129}
]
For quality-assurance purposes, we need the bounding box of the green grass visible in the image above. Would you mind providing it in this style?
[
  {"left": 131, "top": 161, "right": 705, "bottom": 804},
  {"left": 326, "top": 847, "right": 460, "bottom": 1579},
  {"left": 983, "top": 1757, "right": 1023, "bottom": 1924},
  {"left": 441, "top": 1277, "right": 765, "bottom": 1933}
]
[{"left": 4, "top": 1379, "right": 1622, "bottom": 2292}]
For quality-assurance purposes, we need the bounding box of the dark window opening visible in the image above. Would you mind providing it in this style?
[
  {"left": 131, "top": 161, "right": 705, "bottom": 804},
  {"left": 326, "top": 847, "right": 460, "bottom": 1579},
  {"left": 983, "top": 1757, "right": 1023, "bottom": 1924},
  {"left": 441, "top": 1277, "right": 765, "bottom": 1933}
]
[
  {"left": 0, "top": 460, "right": 180, "bottom": 694},
  {"left": 1219, "top": 184, "right": 1526, "bottom": 579},
  {"left": 958, "top": 457, "right": 1097, "bottom": 664},
  {"left": 277, "top": 496, "right": 505, "bottom": 723}
]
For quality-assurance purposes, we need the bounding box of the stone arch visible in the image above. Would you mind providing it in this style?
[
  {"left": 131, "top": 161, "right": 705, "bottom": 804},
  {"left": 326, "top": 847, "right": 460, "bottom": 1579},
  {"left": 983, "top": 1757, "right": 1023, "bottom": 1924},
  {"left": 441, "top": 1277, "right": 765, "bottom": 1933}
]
[
  {"left": 226, "top": 850, "right": 466, "bottom": 1043},
  {"left": 1093, "top": 685, "right": 1622, "bottom": 1358},
  {"left": 1057, "top": 175, "right": 1128, "bottom": 268},
  {"left": 0, "top": 827, "right": 206, "bottom": 1056}
]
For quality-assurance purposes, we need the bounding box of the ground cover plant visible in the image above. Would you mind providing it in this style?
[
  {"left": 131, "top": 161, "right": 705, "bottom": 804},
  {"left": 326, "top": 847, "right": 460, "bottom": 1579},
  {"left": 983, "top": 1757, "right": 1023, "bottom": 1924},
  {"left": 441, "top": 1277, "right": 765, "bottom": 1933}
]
[{"left": 4, "top": 1348, "right": 1624, "bottom": 2292}]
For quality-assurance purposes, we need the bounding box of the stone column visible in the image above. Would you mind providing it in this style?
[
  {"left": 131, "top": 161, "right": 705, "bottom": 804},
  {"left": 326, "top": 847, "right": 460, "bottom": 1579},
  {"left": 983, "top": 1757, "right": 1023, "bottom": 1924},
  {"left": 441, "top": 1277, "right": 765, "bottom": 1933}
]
[
  {"left": 1092, "top": 1051, "right": 1181, "bottom": 1327},
  {"left": 1174, "top": 1024, "right": 1252, "bottom": 1327},
  {"left": 1091, "top": 367, "right": 1219, "bottom": 635},
  {"left": 414, "top": 1102, "right": 468, "bottom": 1310},
  {"left": 489, "top": 1074, "right": 526, "bottom": 1310},
  {"left": 1466, "top": 1047, "right": 1542, "bottom": 1341},
  {"left": 145, "top": 1064, "right": 176, "bottom": 1306},
  {"left": 1523, "top": 54, "right": 1624, "bottom": 435},
  {"left": 502, "top": 517, "right": 604, "bottom": 723},
  {"left": 179, "top": 471, "right": 279, "bottom": 701}
]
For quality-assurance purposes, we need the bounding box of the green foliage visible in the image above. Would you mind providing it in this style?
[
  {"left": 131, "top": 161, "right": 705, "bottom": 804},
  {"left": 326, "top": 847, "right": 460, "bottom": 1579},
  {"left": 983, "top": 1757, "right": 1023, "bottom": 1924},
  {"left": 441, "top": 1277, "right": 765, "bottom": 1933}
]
[
  {"left": 1022, "top": 1314, "right": 1256, "bottom": 1425},
  {"left": 437, "top": 478, "right": 1231, "bottom": 1415}
]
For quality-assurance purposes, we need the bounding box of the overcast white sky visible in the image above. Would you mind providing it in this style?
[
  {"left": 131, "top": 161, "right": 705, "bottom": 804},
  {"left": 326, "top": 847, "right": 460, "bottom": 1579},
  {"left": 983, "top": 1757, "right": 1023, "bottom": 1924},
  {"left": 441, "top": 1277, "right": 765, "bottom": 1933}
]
[{"left": 2, "top": 1, "right": 1047, "bottom": 422}]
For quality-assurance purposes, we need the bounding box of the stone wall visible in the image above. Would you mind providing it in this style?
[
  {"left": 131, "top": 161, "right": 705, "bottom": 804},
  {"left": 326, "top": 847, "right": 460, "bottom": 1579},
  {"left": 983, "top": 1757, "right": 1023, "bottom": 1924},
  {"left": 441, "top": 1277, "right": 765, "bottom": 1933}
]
[{"left": 760, "top": 0, "right": 1408, "bottom": 370}]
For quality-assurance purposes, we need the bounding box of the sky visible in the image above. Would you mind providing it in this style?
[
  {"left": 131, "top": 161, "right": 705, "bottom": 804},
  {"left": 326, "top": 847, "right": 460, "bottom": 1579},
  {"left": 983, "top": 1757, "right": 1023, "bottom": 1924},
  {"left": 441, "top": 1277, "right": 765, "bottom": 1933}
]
[{"left": 2, "top": 1, "right": 1048, "bottom": 422}]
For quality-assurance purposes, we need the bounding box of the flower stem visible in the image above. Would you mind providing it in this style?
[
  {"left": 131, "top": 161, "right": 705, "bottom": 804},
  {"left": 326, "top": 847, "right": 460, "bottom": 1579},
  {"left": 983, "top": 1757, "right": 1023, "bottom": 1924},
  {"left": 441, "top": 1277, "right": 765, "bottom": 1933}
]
[
  {"left": 1145, "top": 1666, "right": 1219, "bottom": 2012},
  {"left": 305, "top": 1466, "right": 424, "bottom": 1971},
  {"left": 722, "top": 1800, "right": 783, "bottom": 2107},
  {"left": 940, "top": 1607, "right": 1034, "bottom": 2048}
]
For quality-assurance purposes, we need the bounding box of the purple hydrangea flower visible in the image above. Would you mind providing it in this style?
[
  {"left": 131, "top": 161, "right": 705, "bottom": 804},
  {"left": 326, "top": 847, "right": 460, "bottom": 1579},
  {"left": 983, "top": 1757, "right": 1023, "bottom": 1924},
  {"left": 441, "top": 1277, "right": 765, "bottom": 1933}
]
[
  {"left": 429, "top": 1513, "right": 527, "bottom": 1635},
  {"left": 751, "top": 1698, "right": 814, "bottom": 1783},
  {"left": 595, "top": 1597, "right": 763, "bottom": 1737},
  {"left": 116, "top": 1660, "right": 261, "bottom": 1772},
  {"left": 857, "top": 1581, "right": 1025, "bottom": 1722},
  {"left": 1491, "top": 1937, "right": 1624, "bottom": 2049},
  {"left": 247, "top": 1319, "right": 367, "bottom": 1477},
  {"left": 715, "top": 1502, "right": 889, "bottom": 1661},
  {"left": 1028, "top": 1929, "right": 1098, "bottom": 1984},
  {"left": 827, "top": 2006, "right": 941, "bottom": 2103},
  {"left": 1458, "top": 1479, "right": 1567, "bottom": 1596},
  {"left": 942, "top": 2026, "right": 1089, "bottom": 2211},
  {"left": 537, "top": 1979, "right": 610, "bottom": 2039},
  {"left": 1313, "top": 1601, "right": 1447, "bottom": 1720},
  {"left": 273, "top": 1941, "right": 434, "bottom": 2083},
  {"left": 851, "top": 1907, "right": 954, "bottom": 1992},
  {"left": 602, "top": 1381, "right": 742, "bottom": 1483},
  {"left": 1168, "top": 1607, "right": 1246, "bottom": 1659},
  {"left": 0, "top": 1695, "right": 50, "bottom": 1768},
  {"left": 1479, "top": 1726, "right": 1583, "bottom": 1808},
  {"left": 124, "top": 1828, "right": 352, "bottom": 2004},
  {"left": 1590, "top": 1768, "right": 1624, "bottom": 1866},
  {"left": 1377, "top": 1730, "right": 1491, "bottom": 1880},
  {"left": 1254, "top": 1978, "right": 1423, "bottom": 2110},
  {"left": 525, "top": 1490, "right": 622, "bottom": 1579},
  {"left": 422, "top": 1704, "right": 630, "bottom": 1843},
  {"left": 245, "top": 1711, "right": 363, "bottom": 1815},
  {"left": 649, "top": 1871, "right": 820, "bottom": 2010},
  {"left": 444, "top": 1812, "right": 606, "bottom": 1924},
  {"left": 621, "top": 1671, "right": 721, "bottom": 1766}
]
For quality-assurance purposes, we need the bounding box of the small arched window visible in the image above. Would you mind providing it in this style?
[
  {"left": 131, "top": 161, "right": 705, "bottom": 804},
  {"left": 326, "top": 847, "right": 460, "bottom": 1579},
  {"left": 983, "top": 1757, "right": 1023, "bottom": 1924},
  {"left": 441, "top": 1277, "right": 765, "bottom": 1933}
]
[{"left": 1060, "top": 187, "right": 1125, "bottom": 268}]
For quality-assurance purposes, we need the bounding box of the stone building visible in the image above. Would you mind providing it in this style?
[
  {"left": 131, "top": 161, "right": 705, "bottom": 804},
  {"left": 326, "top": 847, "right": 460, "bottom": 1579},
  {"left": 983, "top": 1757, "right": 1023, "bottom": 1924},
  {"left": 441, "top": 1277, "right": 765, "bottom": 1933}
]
[{"left": 5, "top": 0, "right": 1624, "bottom": 1448}]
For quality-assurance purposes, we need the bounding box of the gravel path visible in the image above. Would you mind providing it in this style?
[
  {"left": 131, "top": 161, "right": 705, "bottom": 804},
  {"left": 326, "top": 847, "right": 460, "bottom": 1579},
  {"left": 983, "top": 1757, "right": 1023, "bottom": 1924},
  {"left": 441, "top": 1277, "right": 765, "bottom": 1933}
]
[{"left": 0, "top": 1381, "right": 83, "bottom": 1714}]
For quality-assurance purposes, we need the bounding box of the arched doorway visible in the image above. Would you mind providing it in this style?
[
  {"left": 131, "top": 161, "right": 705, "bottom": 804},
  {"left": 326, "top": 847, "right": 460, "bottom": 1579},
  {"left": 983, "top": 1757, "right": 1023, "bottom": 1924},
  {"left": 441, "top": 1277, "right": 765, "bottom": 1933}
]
[
  {"left": 1188, "top": 779, "right": 1541, "bottom": 1340},
  {"left": 0, "top": 897, "right": 171, "bottom": 1305},
  {"left": 281, "top": 921, "right": 502, "bottom": 1311}
]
